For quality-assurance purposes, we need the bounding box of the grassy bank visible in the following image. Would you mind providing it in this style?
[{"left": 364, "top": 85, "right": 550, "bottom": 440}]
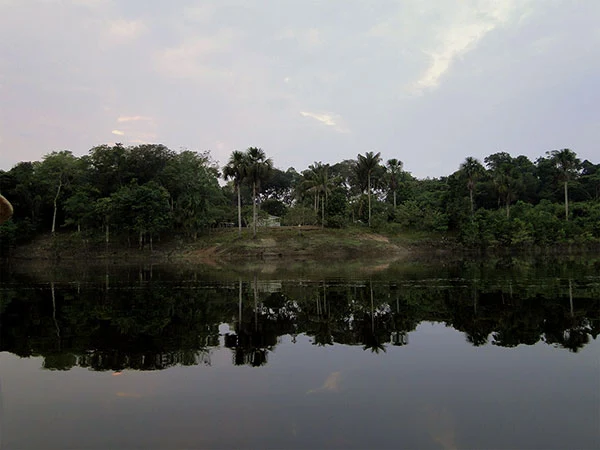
[{"left": 9, "top": 226, "right": 447, "bottom": 263}]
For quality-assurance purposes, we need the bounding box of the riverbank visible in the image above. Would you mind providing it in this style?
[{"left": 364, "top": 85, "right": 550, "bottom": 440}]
[
  {"left": 8, "top": 226, "right": 598, "bottom": 266},
  {"left": 7, "top": 226, "right": 453, "bottom": 263}
]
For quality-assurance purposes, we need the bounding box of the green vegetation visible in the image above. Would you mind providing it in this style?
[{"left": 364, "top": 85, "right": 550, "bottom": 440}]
[{"left": 1, "top": 143, "right": 599, "bottom": 257}]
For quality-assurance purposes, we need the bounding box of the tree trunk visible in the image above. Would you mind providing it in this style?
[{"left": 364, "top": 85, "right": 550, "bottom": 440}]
[
  {"left": 321, "top": 194, "right": 325, "bottom": 228},
  {"left": 506, "top": 200, "right": 510, "bottom": 219},
  {"left": 370, "top": 280, "right": 374, "bottom": 331},
  {"left": 569, "top": 279, "right": 574, "bottom": 317},
  {"left": 393, "top": 191, "right": 397, "bottom": 209},
  {"left": 51, "top": 179, "right": 62, "bottom": 234},
  {"left": 252, "top": 182, "right": 257, "bottom": 239},
  {"left": 237, "top": 184, "right": 242, "bottom": 236},
  {"left": 51, "top": 282, "right": 61, "bottom": 340},
  {"left": 238, "top": 278, "right": 243, "bottom": 325},
  {"left": 368, "top": 174, "right": 372, "bottom": 227},
  {"left": 469, "top": 188, "right": 474, "bottom": 217},
  {"left": 253, "top": 274, "right": 258, "bottom": 331},
  {"left": 564, "top": 181, "right": 569, "bottom": 221}
]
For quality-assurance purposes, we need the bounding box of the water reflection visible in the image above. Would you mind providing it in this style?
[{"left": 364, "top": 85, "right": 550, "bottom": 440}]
[{"left": 1, "top": 257, "right": 598, "bottom": 372}]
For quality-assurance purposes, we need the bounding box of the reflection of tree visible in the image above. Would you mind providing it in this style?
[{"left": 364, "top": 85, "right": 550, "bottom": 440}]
[
  {"left": 389, "top": 283, "right": 420, "bottom": 346},
  {"left": 43, "top": 353, "right": 77, "bottom": 371},
  {"left": 542, "top": 280, "right": 594, "bottom": 353},
  {"left": 446, "top": 281, "right": 495, "bottom": 347},
  {"left": 362, "top": 281, "right": 386, "bottom": 353},
  {"left": 1, "top": 264, "right": 599, "bottom": 371},
  {"left": 309, "top": 282, "right": 334, "bottom": 346},
  {"left": 224, "top": 277, "right": 294, "bottom": 367}
]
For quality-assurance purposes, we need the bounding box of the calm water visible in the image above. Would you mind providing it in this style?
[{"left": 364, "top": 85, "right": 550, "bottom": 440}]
[{"left": 1, "top": 257, "right": 599, "bottom": 449}]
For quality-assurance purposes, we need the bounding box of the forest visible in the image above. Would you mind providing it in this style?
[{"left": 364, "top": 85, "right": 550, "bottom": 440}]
[{"left": 0, "top": 143, "right": 599, "bottom": 254}]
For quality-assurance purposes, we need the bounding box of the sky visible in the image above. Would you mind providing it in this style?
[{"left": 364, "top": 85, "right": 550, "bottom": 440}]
[{"left": 1, "top": 0, "right": 598, "bottom": 179}]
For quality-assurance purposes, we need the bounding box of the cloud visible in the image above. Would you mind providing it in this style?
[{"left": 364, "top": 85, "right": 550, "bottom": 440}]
[
  {"left": 155, "top": 29, "right": 239, "bottom": 80},
  {"left": 182, "top": 3, "right": 216, "bottom": 23},
  {"left": 300, "top": 111, "right": 349, "bottom": 133},
  {"left": 71, "top": 0, "right": 111, "bottom": 7},
  {"left": 278, "top": 27, "right": 322, "bottom": 51},
  {"left": 117, "top": 115, "right": 153, "bottom": 123},
  {"left": 366, "top": 0, "right": 534, "bottom": 95},
  {"left": 111, "top": 129, "right": 124, "bottom": 135},
  {"left": 411, "top": 0, "right": 533, "bottom": 93},
  {"left": 415, "top": 22, "right": 495, "bottom": 92},
  {"left": 307, "top": 371, "right": 342, "bottom": 394},
  {"left": 107, "top": 18, "right": 146, "bottom": 40}
]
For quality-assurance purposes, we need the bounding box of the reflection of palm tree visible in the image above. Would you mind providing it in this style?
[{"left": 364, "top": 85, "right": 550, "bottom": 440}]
[
  {"left": 51, "top": 282, "right": 61, "bottom": 344},
  {"left": 362, "top": 281, "right": 387, "bottom": 353},
  {"left": 465, "top": 330, "right": 489, "bottom": 347},
  {"left": 313, "top": 282, "right": 334, "bottom": 346}
]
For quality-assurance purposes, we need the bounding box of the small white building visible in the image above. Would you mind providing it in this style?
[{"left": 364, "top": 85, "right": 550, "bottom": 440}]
[{"left": 256, "top": 215, "right": 281, "bottom": 227}]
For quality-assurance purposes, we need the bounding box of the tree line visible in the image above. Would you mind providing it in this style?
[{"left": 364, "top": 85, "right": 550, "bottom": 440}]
[{"left": 1, "top": 143, "right": 599, "bottom": 252}]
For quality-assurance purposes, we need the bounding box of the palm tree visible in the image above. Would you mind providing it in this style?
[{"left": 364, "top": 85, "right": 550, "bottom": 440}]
[
  {"left": 385, "top": 159, "right": 403, "bottom": 209},
  {"left": 303, "top": 162, "right": 336, "bottom": 227},
  {"left": 244, "top": 147, "right": 273, "bottom": 238},
  {"left": 485, "top": 152, "right": 520, "bottom": 219},
  {"left": 547, "top": 148, "right": 580, "bottom": 221},
  {"left": 459, "top": 157, "right": 485, "bottom": 217},
  {"left": 356, "top": 151, "right": 382, "bottom": 226},
  {"left": 223, "top": 150, "right": 247, "bottom": 236}
]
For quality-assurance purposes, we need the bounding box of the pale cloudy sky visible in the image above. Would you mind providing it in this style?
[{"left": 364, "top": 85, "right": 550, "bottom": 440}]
[{"left": 1, "top": 0, "right": 598, "bottom": 178}]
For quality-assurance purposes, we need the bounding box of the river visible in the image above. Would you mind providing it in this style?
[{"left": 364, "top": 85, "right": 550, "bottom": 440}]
[{"left": 1, "top": 256, "right": 598, "bottom": 449}]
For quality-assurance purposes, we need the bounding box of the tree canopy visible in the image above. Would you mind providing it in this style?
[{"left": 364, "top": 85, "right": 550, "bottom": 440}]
[{"left": 1, "top": 143, "right": 599, "bottom": 254}]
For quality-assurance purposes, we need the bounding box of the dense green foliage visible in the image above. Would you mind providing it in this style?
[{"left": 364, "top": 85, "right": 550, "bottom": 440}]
[{"left": 1, "top": 144, "right": 598, "bottom": 253}]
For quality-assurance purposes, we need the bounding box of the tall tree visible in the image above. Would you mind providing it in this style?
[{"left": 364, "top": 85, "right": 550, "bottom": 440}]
[
  {"left": 459, "top": 157, "right": 485, "bottom": 217},
  {"left": 303, "top": 162, "right": 336, "bottom": 227},
  {"left": 547, "top": 149, "right": 581, "bottom": 220},
  {"left": 87, "top": 144, "right": 129, "bottom": 196},
  {"left": 244, "top": 147, "right": 273, "bottom": 238},
  {"left": 356, "top": 151, "right": 382, "bottom": 226},
  {"left": 223, "top": 150, "right": 248, "bottom": 236},
  {"left": 37, "top": 151, "right": 80, "bottom": 234},
  {"left": 385, "top": 159, "right": 403, "bottom": 209},
  {"left": 111, "top": 181, "right": 171, "bottom": 249},
  {"left": 485, "top": 152, "right": 520, "bottom": 219},
  {"left": 166, "top": 150, "right": 223, "bottom": 238}
]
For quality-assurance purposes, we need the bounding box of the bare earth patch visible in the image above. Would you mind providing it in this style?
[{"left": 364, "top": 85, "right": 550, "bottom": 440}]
[{"left": 360, "top": 233, "right": 390, "bottom": 243}]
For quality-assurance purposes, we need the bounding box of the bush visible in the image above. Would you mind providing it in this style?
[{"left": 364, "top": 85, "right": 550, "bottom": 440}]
[
  {"left": 282, "top": 206, "right": 317, "bottom": 226},
  {"left": 326, "top": 214, "right": 348, "bottom": 228},
  {"left": 261, "top": 199, "right": 287, "bottom": 217}
]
